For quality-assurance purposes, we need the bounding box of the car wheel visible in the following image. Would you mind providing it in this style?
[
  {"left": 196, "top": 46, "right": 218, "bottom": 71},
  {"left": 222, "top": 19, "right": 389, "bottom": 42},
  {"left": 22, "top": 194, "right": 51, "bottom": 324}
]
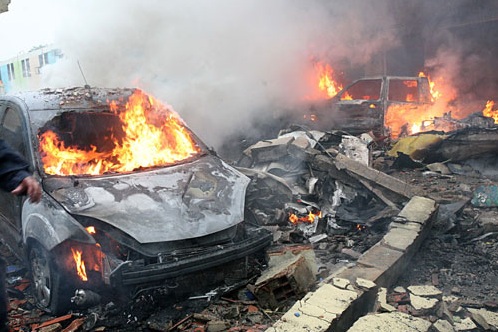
[{"left": 28, "top": 243, "right": 72, "bottom": 315}]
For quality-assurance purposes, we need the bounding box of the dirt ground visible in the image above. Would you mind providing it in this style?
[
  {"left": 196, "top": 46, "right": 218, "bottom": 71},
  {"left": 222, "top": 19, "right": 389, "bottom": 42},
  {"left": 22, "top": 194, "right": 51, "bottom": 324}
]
[
  {"left": 393, "top": 167, "right": 498, "bottom": 308},
  {"left": 4, "top": 133, "right": 498, "bottom": 331}
]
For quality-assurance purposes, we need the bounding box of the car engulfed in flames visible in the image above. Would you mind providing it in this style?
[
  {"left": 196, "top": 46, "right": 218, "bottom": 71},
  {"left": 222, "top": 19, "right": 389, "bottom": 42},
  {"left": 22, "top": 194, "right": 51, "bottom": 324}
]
[{"left": 0, "top": 87, "right": 271, "bottom": 314}]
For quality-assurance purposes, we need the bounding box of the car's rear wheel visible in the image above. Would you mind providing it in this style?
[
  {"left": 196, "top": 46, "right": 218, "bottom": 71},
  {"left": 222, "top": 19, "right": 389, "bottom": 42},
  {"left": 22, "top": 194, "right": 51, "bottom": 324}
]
[{"left": 29, "top": 243, "right": 72, "bottom": 315}]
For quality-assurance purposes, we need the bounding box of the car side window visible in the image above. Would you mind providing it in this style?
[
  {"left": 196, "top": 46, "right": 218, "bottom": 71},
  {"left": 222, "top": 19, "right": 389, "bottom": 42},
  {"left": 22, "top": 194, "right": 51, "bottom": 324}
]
[
  {"left": 0, "top": 107, "right": 27, "bottom": 157},
  {"left": 388, "top": 79, "right": 419, "bottom": 102},
  {"left": 340, "top": 79, "right": 382, "bottom": 101}
]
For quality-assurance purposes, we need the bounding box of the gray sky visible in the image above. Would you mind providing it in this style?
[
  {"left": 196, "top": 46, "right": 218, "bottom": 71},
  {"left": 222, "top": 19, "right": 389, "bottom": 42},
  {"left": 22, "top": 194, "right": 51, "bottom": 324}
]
[{"left": 0, "top": 0, "right": 58, "bottom": 59}]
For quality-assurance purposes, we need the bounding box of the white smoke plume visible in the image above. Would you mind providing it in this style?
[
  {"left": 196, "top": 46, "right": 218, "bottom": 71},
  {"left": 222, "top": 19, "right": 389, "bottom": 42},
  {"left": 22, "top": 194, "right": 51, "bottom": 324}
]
[{"left": 41, "top": 0, "right": 398, "bottom": 150}]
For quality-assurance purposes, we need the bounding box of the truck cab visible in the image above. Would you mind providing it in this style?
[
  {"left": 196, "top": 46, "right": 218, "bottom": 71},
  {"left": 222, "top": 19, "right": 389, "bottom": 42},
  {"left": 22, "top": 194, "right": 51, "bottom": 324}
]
[{"left": 306, "top": 76, "right": 433, "bottom": 138}]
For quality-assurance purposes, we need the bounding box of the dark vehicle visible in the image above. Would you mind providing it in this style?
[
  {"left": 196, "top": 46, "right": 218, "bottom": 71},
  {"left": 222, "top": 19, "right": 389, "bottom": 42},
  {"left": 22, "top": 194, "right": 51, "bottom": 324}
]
[
  {"left": 0, "top": 87, "right": 272, "bottom": 314},
  {"left": 305, "top": 76, "right": 433, "bottom": 137}
]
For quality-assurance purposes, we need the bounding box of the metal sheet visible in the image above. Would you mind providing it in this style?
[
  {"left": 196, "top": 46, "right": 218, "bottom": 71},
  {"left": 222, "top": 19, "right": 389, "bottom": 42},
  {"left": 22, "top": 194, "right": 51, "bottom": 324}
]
[{"left": 46, "top": 154, "right": 249, "bottom": 243}]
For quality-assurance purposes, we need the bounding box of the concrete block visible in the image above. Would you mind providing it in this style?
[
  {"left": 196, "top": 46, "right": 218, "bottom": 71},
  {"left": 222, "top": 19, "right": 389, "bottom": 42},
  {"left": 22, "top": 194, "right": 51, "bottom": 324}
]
[
  {"left": 357, "top": 243, "right": 404, "bottom": 271},
  {"left": 382, "top": 226, "right": 419, "bottom": 252},
  {"left": 288, "top": 136, "right": 311, "bottom": 159},
  {"left": 336, "top": 266, "right": 385, "bottom": 286},
  {"left": 304, "top": 284, "right": 357, "bottom": 314},
  {"left": 390, "top": 220, "right": 422, "bottom": 232},
  {"left": 244, "top": 136, "right": 294, "bottom": 162},
  {"left": 252, "top": 251, "right": 314, "bottom": 309},
  {"left": 397, "top": 196, "right": 437, "bottom": 224}
]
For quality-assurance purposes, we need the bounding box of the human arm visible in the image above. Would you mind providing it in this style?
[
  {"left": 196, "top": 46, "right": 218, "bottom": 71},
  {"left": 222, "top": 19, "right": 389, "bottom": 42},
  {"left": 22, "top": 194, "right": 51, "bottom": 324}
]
[{"left": 0, "top": 140, "right": 41, "bottom": 203}]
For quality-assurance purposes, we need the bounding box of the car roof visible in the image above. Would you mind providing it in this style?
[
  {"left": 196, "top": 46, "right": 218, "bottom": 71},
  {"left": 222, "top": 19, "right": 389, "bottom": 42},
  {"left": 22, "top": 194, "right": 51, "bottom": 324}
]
[
  {"left": 353, "top": 76, "right": 426, "bottom": 81},
  {"left": 6, "top": 86, "right": 136, "bottom": 112}
]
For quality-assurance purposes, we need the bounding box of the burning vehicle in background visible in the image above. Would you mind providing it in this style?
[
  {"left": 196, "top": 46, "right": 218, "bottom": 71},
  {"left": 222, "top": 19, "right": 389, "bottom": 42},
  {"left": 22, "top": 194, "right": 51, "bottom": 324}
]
[
  {"left": 0, "top": 87, "right": 271, "bottom": 314},
  {"left": 304, "top": 75, "right": 434, "bottom": 138}
]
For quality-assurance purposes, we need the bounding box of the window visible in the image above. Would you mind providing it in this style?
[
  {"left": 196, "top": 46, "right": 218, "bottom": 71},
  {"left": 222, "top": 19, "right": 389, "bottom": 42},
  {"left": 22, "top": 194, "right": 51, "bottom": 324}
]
[
  {"left": 21, "top": 59, "right": 31, "bottom": 78},
  {"left": 1, "top": 107, "right": 25, "bottom": 156},
  {"left": 340, "top": 79, "right": 382, "bottom": 101},
  {"left": 7, "top": 63, "right": 15, "bottom": 81},
  {"left": 3, "top": 108, "right": 21, "bottom": 132},
  {"left": 388, "top": 79, "right": 419, "bottom": 102},
  {"left": 38, "top": 54, "right": 44, "bottom": 67}
]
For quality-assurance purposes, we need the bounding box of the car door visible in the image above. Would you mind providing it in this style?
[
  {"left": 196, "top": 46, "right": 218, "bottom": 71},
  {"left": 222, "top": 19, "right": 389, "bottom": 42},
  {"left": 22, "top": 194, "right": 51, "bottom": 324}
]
[
  {"left": 0, "top": 101, "right": 30, "bottom": 249},
  {"left": 330, "top": 78, "right": 385, "bottom": 135},
  {"left": 384, "top": 78, "right": 433, "bottom": 138}
]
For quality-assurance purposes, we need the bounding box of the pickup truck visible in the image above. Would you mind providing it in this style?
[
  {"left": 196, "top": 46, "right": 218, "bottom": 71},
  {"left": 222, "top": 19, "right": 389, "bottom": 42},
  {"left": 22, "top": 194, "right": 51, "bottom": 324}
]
[{"left": 304, "top": 75, "right": 433, "bottom": 138}]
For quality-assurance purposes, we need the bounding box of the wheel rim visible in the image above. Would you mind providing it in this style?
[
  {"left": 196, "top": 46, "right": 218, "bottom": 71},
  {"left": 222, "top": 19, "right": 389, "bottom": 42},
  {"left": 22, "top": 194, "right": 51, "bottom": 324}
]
[{"left": 30, "top": 248, "right": 52, "bottom": 307}]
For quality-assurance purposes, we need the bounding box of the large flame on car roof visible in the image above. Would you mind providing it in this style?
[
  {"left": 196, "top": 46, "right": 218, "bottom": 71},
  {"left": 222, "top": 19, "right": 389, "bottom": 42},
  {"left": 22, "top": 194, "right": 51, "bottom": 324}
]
[{"left": 39, "top": 89, "right": 201, "bottom": 176}]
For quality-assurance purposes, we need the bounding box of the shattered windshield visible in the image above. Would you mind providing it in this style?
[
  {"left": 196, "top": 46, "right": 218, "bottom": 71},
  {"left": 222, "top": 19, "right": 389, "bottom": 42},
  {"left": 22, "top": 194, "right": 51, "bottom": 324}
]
[{"left": 37, "top": 90, "right": 202, "bottom": 176}]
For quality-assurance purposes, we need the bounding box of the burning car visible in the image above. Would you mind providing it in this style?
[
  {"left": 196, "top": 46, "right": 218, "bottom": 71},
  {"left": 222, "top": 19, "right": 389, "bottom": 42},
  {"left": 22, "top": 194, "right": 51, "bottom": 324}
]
[
  {"left": 0, "top": 87, "right": 272, "bottom": 314},
  {"left": 305, "top": 75, "right": 434, "bottom": 138}
]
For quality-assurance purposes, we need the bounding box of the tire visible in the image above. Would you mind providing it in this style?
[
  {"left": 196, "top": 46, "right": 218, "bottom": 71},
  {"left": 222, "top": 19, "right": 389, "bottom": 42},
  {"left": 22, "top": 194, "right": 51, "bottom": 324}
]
[{"left": 28, "top": 243, "right": 73, "bottom": 315}]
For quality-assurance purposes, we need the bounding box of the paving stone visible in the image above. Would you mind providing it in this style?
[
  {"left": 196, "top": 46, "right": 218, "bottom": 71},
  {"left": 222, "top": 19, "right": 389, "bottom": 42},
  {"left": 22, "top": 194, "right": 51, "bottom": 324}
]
[
  {"left": 408, "top": 285, "right": 443, "bottom": 298},
  {"left": 269, "top": 309, "right": 331, "bottom": 331},
  {"left": 378, "top": 287, "right": 396, "bottom": 312},
  {"left": 347, "top": 312, "right": 432, "bottom": 331},
  {"left": 331, "top": 277, "right": 350, "bottom": 290},
  {"left": 410, "top": 294, "right": 439, "bottom": 311},
  {"left": 393, "top": 286, "right": 407, "bottom": 293},
  {"left": 454, "top": 317, "right": 477, "bottom": 331},
  {"left": 433, "top": 319, "right": 456, "bottom": 332},
  {"left": 354, "top": 278, "right": 376, "bottom": 290},
  {"left": 467, "top": 308, "right": 498, "bottom": 329}
]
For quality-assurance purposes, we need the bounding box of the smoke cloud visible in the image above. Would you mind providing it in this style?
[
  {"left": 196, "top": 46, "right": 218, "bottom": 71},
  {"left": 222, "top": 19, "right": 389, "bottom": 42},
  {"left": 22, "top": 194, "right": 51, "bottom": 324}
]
[{"left": 41, "top": 0, "right": 398, "bottom": 150}]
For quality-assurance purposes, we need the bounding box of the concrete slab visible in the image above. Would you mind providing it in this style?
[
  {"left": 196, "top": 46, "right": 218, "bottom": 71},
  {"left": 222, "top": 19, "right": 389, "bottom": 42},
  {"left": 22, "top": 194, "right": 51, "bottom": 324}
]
[
  {"left": 347, "top": 312, "right": 432, "bottom": 332},
  {"left": 467, "top": 308, "right": 498, "bottom": 329},
  {"left": 408, "top": 285, "right": 443, "bottom": 298}
]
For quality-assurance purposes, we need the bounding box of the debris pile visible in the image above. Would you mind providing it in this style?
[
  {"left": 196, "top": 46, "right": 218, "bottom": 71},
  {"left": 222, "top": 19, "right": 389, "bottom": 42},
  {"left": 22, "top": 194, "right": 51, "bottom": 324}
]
[
  {"left": 5, "top": 117, "right": 498, "bottom": 330},
  {"left": 350, "top": 283, "right": 498, "bottom": 331}
]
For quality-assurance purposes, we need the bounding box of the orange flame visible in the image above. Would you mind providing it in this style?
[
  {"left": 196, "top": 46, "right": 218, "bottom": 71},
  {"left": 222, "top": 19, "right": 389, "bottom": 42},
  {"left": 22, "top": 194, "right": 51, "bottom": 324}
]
[
  {"left": 289, "top": 210, "right": 322, "bottom": 224},
  {"left": 315, "top": 62, "right": 343, "bottom": 99},
  {"left": 39, "top": 90, "right": 201, "bottom": 176},
  {"left": 483, "top": 100, "right": 498, "bottom": 123},
  {"left": 71, "top": 248, "right": 88, "bottom": 282},
  {"left": 85, "top": 226, "right": 96, "bottom": 234},
  {"left": 419, "top": 72, "right": 442, "bottom": 102}
]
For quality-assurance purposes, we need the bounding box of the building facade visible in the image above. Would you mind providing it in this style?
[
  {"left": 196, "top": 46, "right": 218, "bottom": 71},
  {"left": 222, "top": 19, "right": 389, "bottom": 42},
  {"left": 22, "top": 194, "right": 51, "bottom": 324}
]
[{"left": 0, "top": 46, "right": 62, "bottom": 94}]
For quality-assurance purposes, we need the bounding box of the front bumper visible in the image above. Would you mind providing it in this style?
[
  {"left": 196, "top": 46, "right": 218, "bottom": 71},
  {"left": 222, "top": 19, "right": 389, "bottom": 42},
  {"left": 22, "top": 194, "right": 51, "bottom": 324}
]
[{"left": 109, "top": 227, "right": 272, "bottom": 288}]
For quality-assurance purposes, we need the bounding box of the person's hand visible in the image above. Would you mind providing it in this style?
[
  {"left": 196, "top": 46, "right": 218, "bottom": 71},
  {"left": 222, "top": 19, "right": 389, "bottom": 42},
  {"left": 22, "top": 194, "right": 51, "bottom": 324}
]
[{"left": 11, "top": 176, "right": 41, "bottom": 203}]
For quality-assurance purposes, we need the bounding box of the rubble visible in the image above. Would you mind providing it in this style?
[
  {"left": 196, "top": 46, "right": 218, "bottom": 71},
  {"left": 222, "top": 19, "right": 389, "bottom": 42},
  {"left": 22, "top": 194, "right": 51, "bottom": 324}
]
[
  {"left": 4, "top": 121, "right": 498, "bottom": 330},
  {"left": 248, "top": 246, "right": 316, "bottom": 310}
]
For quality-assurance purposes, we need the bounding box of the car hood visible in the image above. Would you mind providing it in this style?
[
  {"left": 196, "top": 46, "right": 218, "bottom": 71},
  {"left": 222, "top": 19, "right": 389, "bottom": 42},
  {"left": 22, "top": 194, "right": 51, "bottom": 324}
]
[{"left": 45, "top": 154, "right": 250, "bottom": 243}]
